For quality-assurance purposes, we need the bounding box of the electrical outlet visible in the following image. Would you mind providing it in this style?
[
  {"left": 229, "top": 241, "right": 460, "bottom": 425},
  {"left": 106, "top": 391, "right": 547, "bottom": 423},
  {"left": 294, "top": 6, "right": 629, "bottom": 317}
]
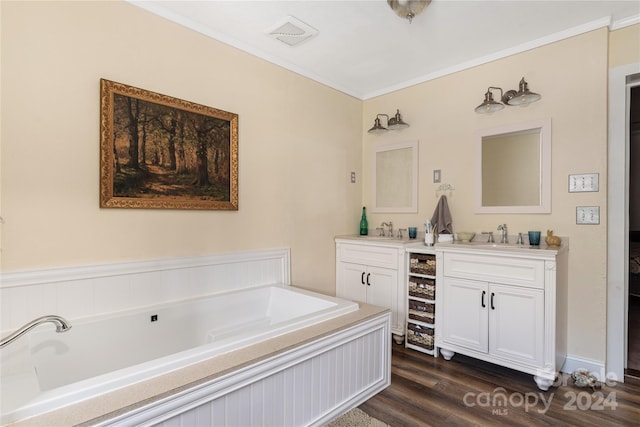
[
  {"left": 569, "top": 173, "right": 599, "bottom": 192},
  {"left": 350, "top": 172, "right": 356, "bottom": 183},
  {"left": 576, "top": 206, "right": 600, "bottom": 224}
]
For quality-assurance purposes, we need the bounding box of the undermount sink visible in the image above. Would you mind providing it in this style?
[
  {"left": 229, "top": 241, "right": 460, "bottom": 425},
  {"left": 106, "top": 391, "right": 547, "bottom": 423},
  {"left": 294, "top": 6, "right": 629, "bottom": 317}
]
[
  {"left": 335, "top": 234, "right": 415, "bottom": 244},
  {"left": 473, "top": 242, "right": 537, "bottom": 249},
  {"left": 443, "top": 240, "right": 560, "bottom": 252},
  {"left": 356, "top": 235, "right": 412, "bottom": 242}
]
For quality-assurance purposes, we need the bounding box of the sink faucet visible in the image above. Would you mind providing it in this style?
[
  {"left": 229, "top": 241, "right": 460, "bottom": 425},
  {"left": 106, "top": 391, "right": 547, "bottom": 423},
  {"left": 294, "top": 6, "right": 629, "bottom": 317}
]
[
  {"left": 481, "top": 231, "right": 495, "bottom": 243},
  {"left": 0, "top": 315, "right": 72, "bottom": 348},
  {"left": 381, "top": 221, "right": 393, "bottom": 237},
  {"left": 497, "top": 224, "right": 508, "bottom": 243}
]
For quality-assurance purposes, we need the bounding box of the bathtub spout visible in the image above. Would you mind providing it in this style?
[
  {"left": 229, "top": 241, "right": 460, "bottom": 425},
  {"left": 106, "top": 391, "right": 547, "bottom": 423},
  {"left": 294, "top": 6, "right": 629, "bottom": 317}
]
[{"left": 0, "top": 315, "right": 71, "bottom": 348}]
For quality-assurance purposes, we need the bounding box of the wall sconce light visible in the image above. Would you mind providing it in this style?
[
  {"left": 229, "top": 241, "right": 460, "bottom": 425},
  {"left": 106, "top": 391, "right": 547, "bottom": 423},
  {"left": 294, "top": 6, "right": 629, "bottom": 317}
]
[
  {"left": 475, "top": 77, "right": 541, "bottom": 114},
  {"left": 368, "top": 109, "right": 410, "bottom": 134}
]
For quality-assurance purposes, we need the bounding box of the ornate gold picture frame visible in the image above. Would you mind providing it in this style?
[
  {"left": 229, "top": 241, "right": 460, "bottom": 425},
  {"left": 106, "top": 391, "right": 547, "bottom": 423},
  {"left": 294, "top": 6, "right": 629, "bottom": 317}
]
[{"left": 100, "top": 79, "right": 238, "bottom": 210}]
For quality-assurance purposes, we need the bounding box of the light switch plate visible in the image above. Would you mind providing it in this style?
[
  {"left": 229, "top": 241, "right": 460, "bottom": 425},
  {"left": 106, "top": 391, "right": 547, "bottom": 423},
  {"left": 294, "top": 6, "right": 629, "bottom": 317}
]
[
  {"left": 569, "top": 173, "right": 599, "bottom": 192},
  {"left": 433, "top": 169, "right": 441, "bottom": 183},
  {"left": 576, "top": 206, "right": 600, "bottom": 224}
]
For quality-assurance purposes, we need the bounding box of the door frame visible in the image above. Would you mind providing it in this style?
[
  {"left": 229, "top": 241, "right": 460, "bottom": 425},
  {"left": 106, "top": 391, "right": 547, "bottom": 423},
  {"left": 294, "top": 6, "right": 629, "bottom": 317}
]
[{"left": 607, "top": 62, "right": 640, "bottom": 380}]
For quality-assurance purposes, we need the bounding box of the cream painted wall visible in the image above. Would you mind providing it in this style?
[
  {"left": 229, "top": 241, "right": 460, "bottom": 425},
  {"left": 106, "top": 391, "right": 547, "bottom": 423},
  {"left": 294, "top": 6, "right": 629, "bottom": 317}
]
[
  {"left": 609, "top": 24, "right": 640, "bottom": 68},
  {"left": 0, "top": 1, "right": 362, "bottom": 296},
  {"left": 363, "top": 29, "right": 609, "bottom": 361}
]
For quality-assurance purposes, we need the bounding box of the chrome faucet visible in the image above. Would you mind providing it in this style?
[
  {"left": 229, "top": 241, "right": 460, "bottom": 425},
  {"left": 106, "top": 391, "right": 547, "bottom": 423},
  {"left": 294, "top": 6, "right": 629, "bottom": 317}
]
[
  {"left": 0, "top": 315, "right": 72, "bottom": 348},
  {"left": 497, "top": 224, "right": 508, "bottom": 243},
  {"left": 481, "top": 231, "right": 495, "bottom": 243},
  {"left": 381, "top": 221, "right": 393, "bottom": 237}
]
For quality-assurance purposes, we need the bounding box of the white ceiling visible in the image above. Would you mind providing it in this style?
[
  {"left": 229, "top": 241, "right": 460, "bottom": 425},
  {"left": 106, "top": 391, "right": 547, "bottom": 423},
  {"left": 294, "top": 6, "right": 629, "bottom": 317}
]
[{"left": 130, "top": 0, "right": 640, "bottom": 100}]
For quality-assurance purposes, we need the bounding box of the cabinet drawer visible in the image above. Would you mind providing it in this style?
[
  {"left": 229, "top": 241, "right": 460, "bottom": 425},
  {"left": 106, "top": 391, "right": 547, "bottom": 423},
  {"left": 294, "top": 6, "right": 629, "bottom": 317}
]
[
  {"left": 337, "top": 243, "right": 399, "bottom": 269},
  {"left": 443, "top": 253, "right": 545, "bottom": 289}
]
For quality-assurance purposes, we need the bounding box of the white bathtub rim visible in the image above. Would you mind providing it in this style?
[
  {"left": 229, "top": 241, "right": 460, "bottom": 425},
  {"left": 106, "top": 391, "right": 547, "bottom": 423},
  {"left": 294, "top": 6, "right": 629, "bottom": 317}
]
[{"left": 1, "top": 285, "right": 358, "bottom": 425}]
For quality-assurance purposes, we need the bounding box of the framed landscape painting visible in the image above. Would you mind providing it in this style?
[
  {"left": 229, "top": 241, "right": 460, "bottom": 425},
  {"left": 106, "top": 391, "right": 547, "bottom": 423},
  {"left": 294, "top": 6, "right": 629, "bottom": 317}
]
[{"left": 100, "top": 79, "right": 238, "bottom": 210}]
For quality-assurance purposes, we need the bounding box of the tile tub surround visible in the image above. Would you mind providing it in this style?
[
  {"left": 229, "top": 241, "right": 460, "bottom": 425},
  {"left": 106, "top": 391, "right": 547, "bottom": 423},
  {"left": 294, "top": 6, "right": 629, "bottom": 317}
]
[{"left": 8, "top": 304, "right": 389, "bottom": 426}]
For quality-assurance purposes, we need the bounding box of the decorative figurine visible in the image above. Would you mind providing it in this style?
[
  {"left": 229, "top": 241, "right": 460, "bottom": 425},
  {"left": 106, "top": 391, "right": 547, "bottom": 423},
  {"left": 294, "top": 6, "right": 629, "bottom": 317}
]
[{"left": 545, "top": 230, "right": 562, "bottom": 247}]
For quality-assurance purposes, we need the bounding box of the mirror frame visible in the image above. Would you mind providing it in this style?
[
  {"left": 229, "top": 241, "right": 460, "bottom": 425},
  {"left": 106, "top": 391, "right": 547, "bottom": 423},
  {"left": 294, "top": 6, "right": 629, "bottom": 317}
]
[
  {"left": 372, "top": 140, "right": 418, "bottom": 213},
  {"left": 475, "top": 118, "right": 551, "bottom": 214}
]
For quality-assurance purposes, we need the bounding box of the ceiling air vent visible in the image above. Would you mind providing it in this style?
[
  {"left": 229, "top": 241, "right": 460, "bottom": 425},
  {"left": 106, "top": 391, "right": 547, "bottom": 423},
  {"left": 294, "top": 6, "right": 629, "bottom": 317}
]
[{"left": 267, "top": 16, "right": 318, "bottom": 47}]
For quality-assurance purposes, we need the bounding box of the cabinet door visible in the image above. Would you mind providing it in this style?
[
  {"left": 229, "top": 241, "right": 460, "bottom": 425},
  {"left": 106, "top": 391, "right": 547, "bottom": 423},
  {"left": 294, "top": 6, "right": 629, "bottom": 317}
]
[
  {"left": 489, "top": 284, "right": 544, "bottom": 366},
  {"left": 441, "top": 277, "right": 488, "bottom": 352},
  {"left": 365, "top": 265, "right": 397, "bottom": 313},
  {"left": 336, "top": 262, "right": 367, "bottom": 303}
]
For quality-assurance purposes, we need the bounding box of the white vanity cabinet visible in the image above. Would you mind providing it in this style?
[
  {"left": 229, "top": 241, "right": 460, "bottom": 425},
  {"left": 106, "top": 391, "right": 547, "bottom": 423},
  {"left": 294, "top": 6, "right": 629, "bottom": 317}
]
[
  {"left": 441, "top": 277, "right": 544, "bottom": 365},
  {"left": 435, "top": 244, "right": 568, "bottom": 391},
  {"left": 335, "top": 237, "right": 408, "bottom": 343}
]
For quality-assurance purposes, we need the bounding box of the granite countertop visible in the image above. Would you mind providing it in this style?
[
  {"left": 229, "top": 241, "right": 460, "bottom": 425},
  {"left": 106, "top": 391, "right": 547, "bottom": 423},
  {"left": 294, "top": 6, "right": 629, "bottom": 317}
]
[
  {"left": 335, "top": 234, "right": 424, "bottom": 247},
  {"left": 433, "top": 239, "right": 569, "bottom": 257}
]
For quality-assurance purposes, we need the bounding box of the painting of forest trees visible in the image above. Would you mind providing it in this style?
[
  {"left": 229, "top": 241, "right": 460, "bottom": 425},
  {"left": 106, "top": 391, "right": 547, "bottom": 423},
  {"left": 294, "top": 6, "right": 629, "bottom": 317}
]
[{"left": 100, "top": 79, "right": 238, "bottom": 210}]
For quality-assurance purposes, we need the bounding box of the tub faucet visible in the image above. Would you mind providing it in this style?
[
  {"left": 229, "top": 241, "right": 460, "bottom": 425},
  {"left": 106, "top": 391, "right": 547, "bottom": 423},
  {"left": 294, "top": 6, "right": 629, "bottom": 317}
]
[
  {"left": 0, "top": 315, "right": 72, "bottom": 348},
  {"left": 497, "top": 224, "right": 508, "bottom": 243}
]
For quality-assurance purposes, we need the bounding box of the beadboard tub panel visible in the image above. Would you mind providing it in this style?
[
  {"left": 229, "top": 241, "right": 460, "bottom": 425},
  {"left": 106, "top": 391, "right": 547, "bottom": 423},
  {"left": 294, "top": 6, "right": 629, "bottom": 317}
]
[{"left": 95, "top": 312, "right": 391, "bottom": 427}]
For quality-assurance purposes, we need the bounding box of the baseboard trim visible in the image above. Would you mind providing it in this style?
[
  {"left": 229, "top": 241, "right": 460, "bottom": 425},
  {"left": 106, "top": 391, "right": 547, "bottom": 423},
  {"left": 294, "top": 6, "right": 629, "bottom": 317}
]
[{"left": 562, "top": 355, "right": 610, "bottom": 382}]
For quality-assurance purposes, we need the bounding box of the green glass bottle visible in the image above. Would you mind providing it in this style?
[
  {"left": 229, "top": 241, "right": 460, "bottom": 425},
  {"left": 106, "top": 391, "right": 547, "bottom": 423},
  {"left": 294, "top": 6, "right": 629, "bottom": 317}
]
[{"left": 359, "top": 207, "right": 368, "bottom": 235}]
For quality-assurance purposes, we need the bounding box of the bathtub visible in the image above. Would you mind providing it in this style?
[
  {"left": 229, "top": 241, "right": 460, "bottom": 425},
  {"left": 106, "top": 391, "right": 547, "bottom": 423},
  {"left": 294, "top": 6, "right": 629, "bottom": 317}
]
[{"left": 0, "top": 284, "right": 360, "bottom": 425}]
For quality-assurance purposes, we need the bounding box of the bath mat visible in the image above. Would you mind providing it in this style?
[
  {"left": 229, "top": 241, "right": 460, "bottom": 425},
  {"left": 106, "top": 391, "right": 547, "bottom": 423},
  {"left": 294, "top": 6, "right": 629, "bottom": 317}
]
[{"left": 326, "top": 407, "right": 389, "bottom": 427}]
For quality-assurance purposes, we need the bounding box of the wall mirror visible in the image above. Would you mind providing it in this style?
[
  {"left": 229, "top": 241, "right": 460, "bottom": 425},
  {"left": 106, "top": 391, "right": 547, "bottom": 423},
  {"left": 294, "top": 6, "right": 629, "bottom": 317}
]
[
  {"left": 475, "top": 118, "right": 551, "bottom": 214},
  {"left": 372, "top": 140, "right": 418, "bottom": 213}
]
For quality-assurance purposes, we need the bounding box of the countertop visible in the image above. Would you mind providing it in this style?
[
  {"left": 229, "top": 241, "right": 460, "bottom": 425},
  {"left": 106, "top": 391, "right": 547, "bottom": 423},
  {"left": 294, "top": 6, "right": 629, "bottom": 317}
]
[
  {"left": 335, "top": 234, "right": 427, "bottom": 248},
  {"left": 336, "top": 234, "right": 568, "bottom": 257},
  {"left": 432, "top": 239, "right": 569, "bottom": 258}
]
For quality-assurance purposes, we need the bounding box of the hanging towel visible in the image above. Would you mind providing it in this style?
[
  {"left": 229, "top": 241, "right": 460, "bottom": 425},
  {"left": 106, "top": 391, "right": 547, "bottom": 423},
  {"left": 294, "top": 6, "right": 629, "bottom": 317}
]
[{"left": 430, "top": 195, "right": 453, "bottom": 234}]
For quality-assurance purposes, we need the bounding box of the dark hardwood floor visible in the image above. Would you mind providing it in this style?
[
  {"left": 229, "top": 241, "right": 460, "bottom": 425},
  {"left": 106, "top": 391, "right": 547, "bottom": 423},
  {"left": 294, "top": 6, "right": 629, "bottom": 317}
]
[{"left": 359, "top": 343, "right": 640, "bottom": 426}]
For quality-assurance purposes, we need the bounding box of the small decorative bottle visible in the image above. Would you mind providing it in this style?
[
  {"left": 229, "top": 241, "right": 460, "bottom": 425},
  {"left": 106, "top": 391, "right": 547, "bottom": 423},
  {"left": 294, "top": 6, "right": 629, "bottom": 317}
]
[{"left": 359, "top": 207, "right": 368, "bottom": 236}]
